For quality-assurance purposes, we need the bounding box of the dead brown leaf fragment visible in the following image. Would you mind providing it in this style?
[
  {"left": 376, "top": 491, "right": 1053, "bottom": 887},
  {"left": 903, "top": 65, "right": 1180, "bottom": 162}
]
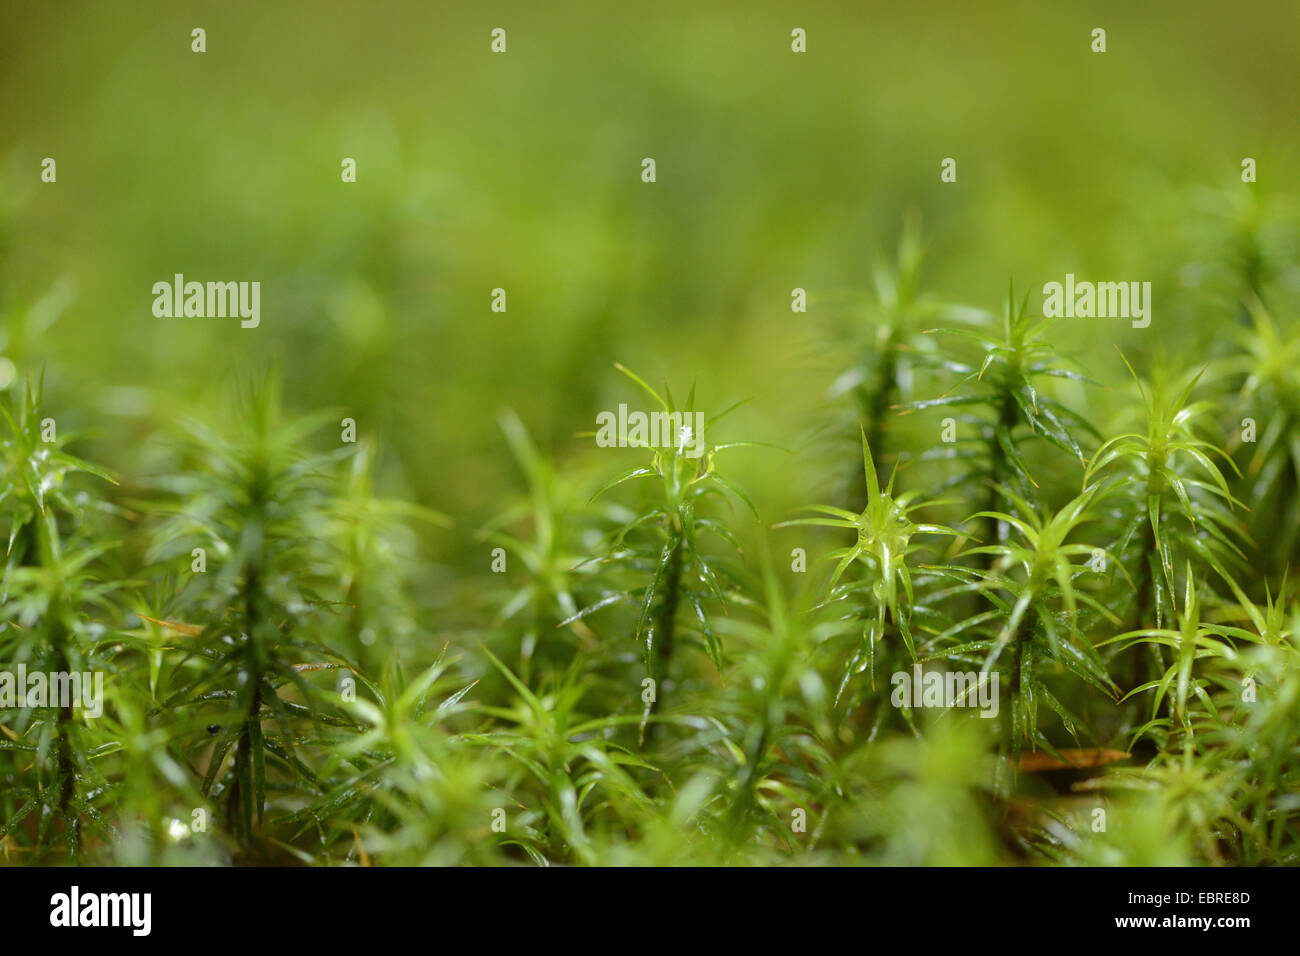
[
  {"left": 352, "top": 826, "right": 371, "bottom": 867},
  {"left": 1017, "top": 748, "right": 1131, "bottom": 772},
  {"left": 138, "top": 614, "right": 205, "bottom": 637}
]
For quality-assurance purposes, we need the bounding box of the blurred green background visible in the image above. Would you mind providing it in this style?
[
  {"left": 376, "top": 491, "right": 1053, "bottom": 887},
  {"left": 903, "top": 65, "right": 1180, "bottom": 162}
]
[{"left": 3, "top": 0, "right": 1298, "bottom": 568}]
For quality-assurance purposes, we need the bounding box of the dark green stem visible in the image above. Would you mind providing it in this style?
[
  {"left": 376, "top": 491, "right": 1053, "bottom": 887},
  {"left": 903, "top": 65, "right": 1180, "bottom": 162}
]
[
  {"left": 654, "top": 535, "right": 684, "bottom": 685},
  {"left": 228, "top": 558, "right": 265, "bottom": 848},
  {"left": 985, "top": 392, "right": 1018, "bottom": 568}
]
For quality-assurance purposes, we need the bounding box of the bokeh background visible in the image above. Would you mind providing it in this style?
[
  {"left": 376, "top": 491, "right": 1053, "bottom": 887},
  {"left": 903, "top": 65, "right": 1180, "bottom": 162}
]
[{"left": 3, "top": 0, "right": 1299, "bottom": 570}]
